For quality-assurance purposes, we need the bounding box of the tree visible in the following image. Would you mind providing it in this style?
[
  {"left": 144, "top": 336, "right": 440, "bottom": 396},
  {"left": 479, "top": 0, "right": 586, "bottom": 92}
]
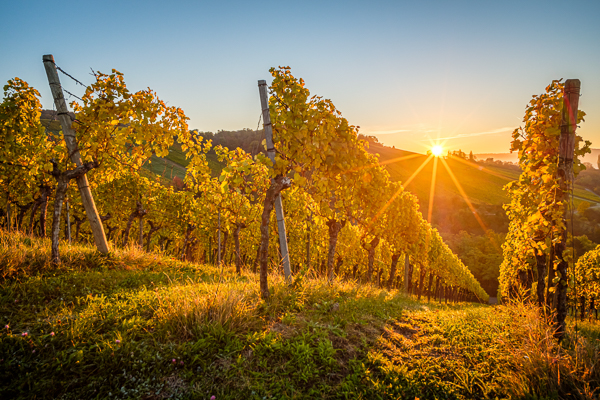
[
  {"left": 380, "top": 183, "right": 420, "bottom": 289},
  {"left": 500, "top": 79, "right": 589, "bottom": 328},
  {"left": 213, "top": 146, "right": 270, "bottom": 273},
  {"left": 578, "top": 201, "right": 591, "bottom": 219},
  {"left": 262, "top": 67, "right": 381, "bottom": 297},
  {"left": 0, "top": 78, "right": 56, "bottom": 235},
  {"left": 351, "top": 161, "right": 394, "bottom": 283},
  {"left": 47, "top": 69, "right": 192, "bottom": 263}
]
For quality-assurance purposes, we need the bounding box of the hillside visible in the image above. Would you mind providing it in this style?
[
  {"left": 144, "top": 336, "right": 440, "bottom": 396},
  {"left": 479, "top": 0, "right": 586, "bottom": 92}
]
[
  {"left": 370, "top": 145, "right": 510, "bottom": 206},
  {"left": 368, "top": 142, "right": 600, "bottom": 235},
  {"left": 476, "top": 148, "right": 600, "bottom": 167},
  {"left": 1, "top": 232, "right": 598, "bottom": 399}
]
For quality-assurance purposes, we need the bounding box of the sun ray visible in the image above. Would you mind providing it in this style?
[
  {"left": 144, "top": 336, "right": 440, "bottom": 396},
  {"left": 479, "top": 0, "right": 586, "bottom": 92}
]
[
  {"left": 368, "top": 154, "right": 434, "bottom": 228},
  {"left": 427, "top": 156, "right": 439, "bottom": 223},
  {"left": 439, "top": 157, "right": 501, "bottom": 251},
  {"left": 403, "top": 154, "right": 434, "bottom": 189},
  {"left": 378, "top": 153, "right": 422, "bottom": 167},
  {"left": 341, "top": 152, "right": 423, "bottom": 177},
  {"left": 446, "top": 154, "right": 515, "bottom": 181}
]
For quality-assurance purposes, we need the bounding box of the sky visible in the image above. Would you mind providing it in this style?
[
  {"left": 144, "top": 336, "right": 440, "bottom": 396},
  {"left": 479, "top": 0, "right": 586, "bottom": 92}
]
[{"left": 1, "top": 0, "right": 599, "bottom": 155}]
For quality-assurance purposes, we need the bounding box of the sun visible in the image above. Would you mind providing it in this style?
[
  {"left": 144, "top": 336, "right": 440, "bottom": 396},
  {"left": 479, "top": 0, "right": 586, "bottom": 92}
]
[{"left": 431, "top": 145, "right": 444, "bottom": 157}]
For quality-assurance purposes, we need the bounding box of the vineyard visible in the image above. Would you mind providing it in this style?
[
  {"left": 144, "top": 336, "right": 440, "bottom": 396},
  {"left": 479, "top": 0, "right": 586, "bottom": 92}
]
[
  {"left": 1, "top": 56, "right": 600, "bottom": 399},
  {"left": 0, "top": 59, "right": 488, "bottom": 303}
]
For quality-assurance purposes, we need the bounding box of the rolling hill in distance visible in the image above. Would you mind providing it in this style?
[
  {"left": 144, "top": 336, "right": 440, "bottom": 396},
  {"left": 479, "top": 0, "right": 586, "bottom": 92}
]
[
  {"left": 476, "top": 149, "right": 600, "bottom": 167},
  {"left": 40, "top": 114, "right": 600, "bottom": 235},
  {"left": 353, "top": 141, "right": 600, "bottom": 235}
]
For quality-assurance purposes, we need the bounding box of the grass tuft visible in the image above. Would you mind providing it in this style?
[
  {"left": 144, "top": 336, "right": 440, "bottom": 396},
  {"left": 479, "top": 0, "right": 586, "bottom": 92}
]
[{"left": 495, "top": 301, "right": 600, "bottom": 399}]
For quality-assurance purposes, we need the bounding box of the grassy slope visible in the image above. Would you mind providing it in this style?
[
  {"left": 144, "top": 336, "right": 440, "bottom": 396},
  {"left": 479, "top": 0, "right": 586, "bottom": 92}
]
[
  {"left": 1, "top": 232, "right": 599, "bottom": 399},
  {"left": 369, "top": 144, "right": 600, "bottom": 213},
  {"left": 369, "top": 146, "right": 509, "bottom": 207}
]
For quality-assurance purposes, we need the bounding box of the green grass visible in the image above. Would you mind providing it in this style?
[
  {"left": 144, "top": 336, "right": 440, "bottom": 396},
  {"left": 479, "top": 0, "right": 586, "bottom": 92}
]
[
  {"left": 164, "top": 142, "right": 190, "bottom": 168},
  {"left": 2, "top": 230, "right": 599, "bottom": 399},
  {"left": 370, "top": 146, "right": 510, "bottom": 209},
  {"left": 143, "top": 145, "right": 224, "bottom": 180},
  {"left": 143, "top": 154, "right": 188, "bottom": 181},
  {"left": 371, "top": 145, "right": 600, "bottom": 219}
]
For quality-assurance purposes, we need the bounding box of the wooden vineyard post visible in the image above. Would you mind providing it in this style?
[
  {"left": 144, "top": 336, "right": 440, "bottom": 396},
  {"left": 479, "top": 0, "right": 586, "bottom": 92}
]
[
  {"left": 555, "top": 79, "right": 581, "bottom": 339},
  {"left": 5, "top": 197, "right": 10, "bottom": 232},
  {"left": 403, "top": 254, "right": 410, "bottom": 294},
  {"left": 42, "top": 55, "right": 109, "bottom": 254},
  {"left": 258, "top": 80, "right": 292, "bottom": 282},
  {"left": 306, "top": 212, "right": 311, "bottom": 270},
  {"left": 6, "top": 190, "right": 12, "bottom": 232},
  {"left": 66, "top": 198, "right": 71, "bottom": 244},
  {"left": 139, "top": 216, "right": 143, "bottom": 247},
  {"left": 218, "top": 209, "right": 221, "bottom": 265}
]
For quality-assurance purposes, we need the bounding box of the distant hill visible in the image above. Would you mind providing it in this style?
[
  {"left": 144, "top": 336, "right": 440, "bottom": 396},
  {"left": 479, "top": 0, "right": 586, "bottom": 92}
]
[
  {"left": 583, "top": 149, "right": 600, "bottom": 167},
  {"left": 38, "top": 114, "right": 600, "bottom": 234},
  {"left": 368, "top": 143, "right": 511, "bottom": 234},
  {"left": 475, "top": 149, "right": 600, "bottom": 168},
  {"left": 474, "top": 153, "right": 518, "bottom": 163},
  {"left": 367, "top": 141, "right": 600, "bottom": 235}
]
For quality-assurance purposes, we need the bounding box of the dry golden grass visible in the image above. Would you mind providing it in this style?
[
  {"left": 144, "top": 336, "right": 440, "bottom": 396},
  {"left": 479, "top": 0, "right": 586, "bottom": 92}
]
[{"left": 495, "top": 301, "right": 600, "bottom": 399}]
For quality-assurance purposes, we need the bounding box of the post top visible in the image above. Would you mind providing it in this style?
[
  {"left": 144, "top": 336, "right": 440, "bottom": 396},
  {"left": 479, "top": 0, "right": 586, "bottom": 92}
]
[
  {"left": 565, "top": 79, "right": 581, "bottom": 89},
  {"left": 42, "top": 54, "right": 55, "bottom": 62},
  {"left": 258, "top": 80, "right": 267, "bottom": 86}
]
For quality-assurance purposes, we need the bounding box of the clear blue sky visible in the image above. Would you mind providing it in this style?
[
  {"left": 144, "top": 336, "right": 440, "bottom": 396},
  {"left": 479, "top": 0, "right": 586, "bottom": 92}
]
[{"left": 1, "top": 0, "right": 599, "bottom": 155}]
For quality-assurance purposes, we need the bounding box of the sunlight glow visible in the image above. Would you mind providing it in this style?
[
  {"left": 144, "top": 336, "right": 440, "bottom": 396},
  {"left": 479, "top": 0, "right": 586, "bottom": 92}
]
[
  {"left": 427, "top": 156, "right": 438, "bottom": 223},
  {"left": 431, "top": 145, "right": 443, "bottom": 157},
  {"left": 368, "top": 154, "right": 433, "bottom": 228},
  {"left": 439, "top": 157, "right": 501, "bottom": 251}
]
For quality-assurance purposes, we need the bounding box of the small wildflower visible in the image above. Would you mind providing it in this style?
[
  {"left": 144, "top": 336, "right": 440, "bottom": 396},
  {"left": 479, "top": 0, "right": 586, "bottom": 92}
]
[
  {"left": 172, "top": 358, "right": 176, "bottom": 364},
  {"left": 115, "top": 339, "right": 121, "bottom": 344},
  {"left": 32, "top": 350, "right": 35, "bottom": 353},
  {"left": 22, "top": 332, "right": 28, "bottom": 337},
  {"left": 180, "top": 361, "right": 184, "bottom": 365},
  {"left": 211, "top": 396, "right": 216, "bottom": 400},
  {"left": 4, "top": 325, "right": 8, "bottom": 329},
  {"left": 50, "top": 332, "right": 55, "bottom": 336}
]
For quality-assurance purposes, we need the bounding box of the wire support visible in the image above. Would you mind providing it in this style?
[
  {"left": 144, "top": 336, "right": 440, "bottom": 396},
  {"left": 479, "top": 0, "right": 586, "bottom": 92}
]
[
  {"left": 56, "top": 65, "right": 87, "bottom": 87},
  {"left": 270, "top": 91, "right": 291, "bottom": 111},
  {"left": 251, "top": 113, "right": 264, "bottom": 156},
  {"left": 62, "top": 87, "right": 84, "bottom": 103}
]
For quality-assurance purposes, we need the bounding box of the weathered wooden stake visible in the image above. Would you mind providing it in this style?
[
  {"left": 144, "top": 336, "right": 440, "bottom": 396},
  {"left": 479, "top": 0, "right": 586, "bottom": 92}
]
[
  {"left": 42, "top": 55, "right": 109, "bottom": 253},
  {"left": 258, "top": 80, "right": 292, "bottom": 282},
  {"left": 555, "top": 79, "right": 581, "bottom": 340},
  {"left": 6, "top": 201, "right": 11, "bottom": 232},
  {"left": 306, "top": 212, "right": 311, "bottom": 270},
  {"left": 139, "top": 216, "right": 143, "bottom": 247},
  {"left": 66, "top": 198, "right": 71, "bottom": 244},
  {"left": 217, "top": 209, "right": 221, "bottom": 265},
  {"left": 403, "top": 254, "right": 410, "bottom": 294}
]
